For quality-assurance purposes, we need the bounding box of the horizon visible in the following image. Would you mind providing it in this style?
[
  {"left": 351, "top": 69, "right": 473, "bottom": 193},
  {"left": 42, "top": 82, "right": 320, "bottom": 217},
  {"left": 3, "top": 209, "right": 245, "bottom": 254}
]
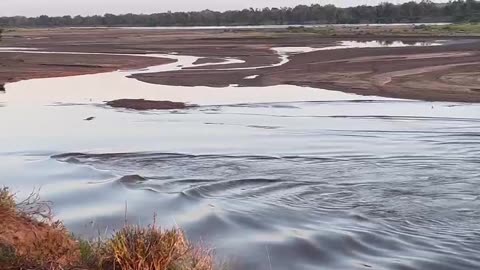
[{"left": 0, "top": 0, "right": 445, "bottom": 17}]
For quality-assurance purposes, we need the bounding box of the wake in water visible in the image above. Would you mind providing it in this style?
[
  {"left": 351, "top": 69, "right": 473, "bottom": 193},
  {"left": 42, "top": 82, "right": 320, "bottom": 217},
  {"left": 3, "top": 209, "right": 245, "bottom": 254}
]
[
  {"left": 51, "top": 147, "right": 480, "bottom": 270},
  {"left": 48, "top": 98, "right": 480, "bottom": 270}
]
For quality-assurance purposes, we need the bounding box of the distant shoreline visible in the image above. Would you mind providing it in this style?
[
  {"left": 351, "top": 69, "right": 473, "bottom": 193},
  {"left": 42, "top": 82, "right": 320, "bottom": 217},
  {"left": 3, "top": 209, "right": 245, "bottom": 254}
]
[
  {"left": 5, "top": 23, "right": 453, "bottom": 30},
  {"left": 1, "top": 1, "right": 478, "bottom": 27}
]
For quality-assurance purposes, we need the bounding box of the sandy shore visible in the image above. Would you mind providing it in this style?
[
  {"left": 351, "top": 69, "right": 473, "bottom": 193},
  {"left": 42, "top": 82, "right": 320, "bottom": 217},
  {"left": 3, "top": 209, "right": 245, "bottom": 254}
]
[
  {"left": 136, "top": 39, "right": 480, "bottom": 102},
  {"left": 0, "top": 51, "right": 175, "bottom": 86},
  {"left": 1, "top": 27, "right": 480, "bottom": 102}
]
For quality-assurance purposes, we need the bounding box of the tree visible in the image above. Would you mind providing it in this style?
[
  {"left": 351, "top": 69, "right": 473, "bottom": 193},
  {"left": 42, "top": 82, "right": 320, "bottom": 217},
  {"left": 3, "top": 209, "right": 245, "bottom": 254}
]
[{"left": 0, "top": 1, "right": 478, "bottom": 27}]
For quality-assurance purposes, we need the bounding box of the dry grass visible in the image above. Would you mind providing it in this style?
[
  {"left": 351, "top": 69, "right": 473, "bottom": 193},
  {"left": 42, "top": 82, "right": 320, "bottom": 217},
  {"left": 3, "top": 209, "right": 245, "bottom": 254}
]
[
  {"left": 0, "top": 187, "right": 218, "bottom": 270},
  {"left": 98, "top": 226, "right": 214, "bottom": 270},
  {"left": 0, "top": 187, "right": 15, "bottom": 212}
]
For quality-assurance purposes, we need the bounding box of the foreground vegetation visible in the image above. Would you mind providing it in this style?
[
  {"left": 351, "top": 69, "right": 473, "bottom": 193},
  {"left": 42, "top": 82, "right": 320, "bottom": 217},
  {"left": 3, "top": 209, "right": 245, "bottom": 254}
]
[
  {"left": 0, "top": 188, "right": 215, "bottom": 270},
  {"left": 0, "top": 0, "right": 479, "bottom": 27}
]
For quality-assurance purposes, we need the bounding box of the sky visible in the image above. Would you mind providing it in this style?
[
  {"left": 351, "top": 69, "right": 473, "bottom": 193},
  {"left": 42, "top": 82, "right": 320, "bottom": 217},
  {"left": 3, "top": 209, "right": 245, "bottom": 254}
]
[{"left": 0, "top": 0, "right": 439, "bottom": 17}]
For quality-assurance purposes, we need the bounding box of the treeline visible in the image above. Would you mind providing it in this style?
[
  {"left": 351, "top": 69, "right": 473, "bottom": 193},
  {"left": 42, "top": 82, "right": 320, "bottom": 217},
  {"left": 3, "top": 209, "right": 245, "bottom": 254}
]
[{"left": 1, "top": 0, "right": 479, "bottom": 27}]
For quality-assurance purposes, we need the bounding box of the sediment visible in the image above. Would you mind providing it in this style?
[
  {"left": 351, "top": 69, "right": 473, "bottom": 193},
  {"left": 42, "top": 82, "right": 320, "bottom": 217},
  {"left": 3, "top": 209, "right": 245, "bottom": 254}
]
[{"left": 1, "top": 27, "right": 480, "bottom": 102}]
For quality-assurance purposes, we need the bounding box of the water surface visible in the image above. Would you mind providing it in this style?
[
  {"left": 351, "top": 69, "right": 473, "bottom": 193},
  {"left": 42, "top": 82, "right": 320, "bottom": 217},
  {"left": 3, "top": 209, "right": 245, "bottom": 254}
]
[{"left": 0, "top": 40, "right": 479, "bottom": 270}]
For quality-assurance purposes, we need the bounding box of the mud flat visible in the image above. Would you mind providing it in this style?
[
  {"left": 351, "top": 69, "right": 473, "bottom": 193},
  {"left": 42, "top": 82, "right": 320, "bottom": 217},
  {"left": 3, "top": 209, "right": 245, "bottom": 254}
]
[
  {"left": 106, "top": 99, "right": 193, "bottom": 110},
  {"left": 1, "top": 27, "right": 480, "bottom": 102},
  {"left": 132, "top": 39, "right": 480, "bottom": 102},
  {"left": 0, "top": 48, "right": 175, "bottom": 85}
]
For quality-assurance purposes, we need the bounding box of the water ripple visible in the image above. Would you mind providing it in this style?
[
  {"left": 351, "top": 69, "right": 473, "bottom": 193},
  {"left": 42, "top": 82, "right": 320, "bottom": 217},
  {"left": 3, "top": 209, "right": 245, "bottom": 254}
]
[{"left": 51, "top": 149, "right": 480, "bottom": 269}]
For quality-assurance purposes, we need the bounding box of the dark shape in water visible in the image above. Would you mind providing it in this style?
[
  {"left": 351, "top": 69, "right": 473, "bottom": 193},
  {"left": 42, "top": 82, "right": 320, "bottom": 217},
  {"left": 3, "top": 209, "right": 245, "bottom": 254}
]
[
  {"left": 106, "top": 99, "right": 193, "bottom": 111},
  {"left": 118, "top": 175, "right": 147, "bottom": 185},
  {"left": 84, "top": 116, "right": 95, "bottom": 121}
]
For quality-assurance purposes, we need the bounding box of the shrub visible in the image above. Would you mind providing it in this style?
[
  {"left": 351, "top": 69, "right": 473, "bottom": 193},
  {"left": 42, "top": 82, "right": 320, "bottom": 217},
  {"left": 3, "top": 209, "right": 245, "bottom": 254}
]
[
  {"left": 98, "top": 226, "right": 214, "bottom": 270},
  {"left": 0, "top": 187, "right": 15, "bottom": 212}
]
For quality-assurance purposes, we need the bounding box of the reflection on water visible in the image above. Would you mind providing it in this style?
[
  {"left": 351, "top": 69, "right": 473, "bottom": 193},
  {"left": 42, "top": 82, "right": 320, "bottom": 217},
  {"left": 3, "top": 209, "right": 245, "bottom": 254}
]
[
  {"left": 345, "top": 40, "right": 440, "bottom": 47},
  {"left": 0, "top": 40, "right": 479, "bottom": 270}
]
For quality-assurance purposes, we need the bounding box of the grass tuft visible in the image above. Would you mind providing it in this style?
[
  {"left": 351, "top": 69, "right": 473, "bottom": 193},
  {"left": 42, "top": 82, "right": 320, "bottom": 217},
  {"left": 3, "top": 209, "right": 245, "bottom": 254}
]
[
  {"left": 0, "top": 187, "right": 15, "bottom": 212},
  {"left": 78, "top": 238, "right": 101, "bottom": 269},
  {"left": 98, "top": 226, "right": 214, "bottom": 270}
]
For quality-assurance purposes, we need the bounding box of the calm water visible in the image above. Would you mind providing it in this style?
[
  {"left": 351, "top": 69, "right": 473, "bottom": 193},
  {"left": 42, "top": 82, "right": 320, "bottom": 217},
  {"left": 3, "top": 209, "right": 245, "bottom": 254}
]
[{"left": 0, "top": 41, "right": 479, "bottom": 270}]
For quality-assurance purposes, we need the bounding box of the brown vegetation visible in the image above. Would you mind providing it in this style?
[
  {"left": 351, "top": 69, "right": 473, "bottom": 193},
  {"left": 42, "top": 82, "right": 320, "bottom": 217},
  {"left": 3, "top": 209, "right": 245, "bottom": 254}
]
[
  {"left": 97, "top": 226, "right": 214, "bottom": 270},
  {"left": 0, "top": 188, "right": 216, "bottom": 270}
]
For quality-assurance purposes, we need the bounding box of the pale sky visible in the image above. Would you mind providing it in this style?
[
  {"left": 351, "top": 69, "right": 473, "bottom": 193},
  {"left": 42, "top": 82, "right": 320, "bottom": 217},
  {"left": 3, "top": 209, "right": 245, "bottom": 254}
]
[{"left": 0, "top": 0, "right": 437, "bottom": 17}]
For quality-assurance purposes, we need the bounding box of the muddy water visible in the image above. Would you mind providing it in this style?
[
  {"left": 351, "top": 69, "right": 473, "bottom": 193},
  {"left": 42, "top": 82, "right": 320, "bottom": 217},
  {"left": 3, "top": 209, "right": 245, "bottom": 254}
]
[{"left": 1, "top": 41, "right": 480, "bottom": 270}]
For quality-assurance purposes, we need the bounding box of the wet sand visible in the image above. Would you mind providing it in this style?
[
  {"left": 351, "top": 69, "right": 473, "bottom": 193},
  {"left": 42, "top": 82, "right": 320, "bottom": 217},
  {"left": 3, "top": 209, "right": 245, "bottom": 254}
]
[
  {"left": 1, "top": 27, "right": 480, "bottom": 102},
  {"left": 133, "top": 39, "right": 480, "bottom": 102},
  {"left": 0, "top": 50, "right": 175, "bottom": 85},
  {"left": 192, "top": 57, "right": 228, "bottom": 65}
]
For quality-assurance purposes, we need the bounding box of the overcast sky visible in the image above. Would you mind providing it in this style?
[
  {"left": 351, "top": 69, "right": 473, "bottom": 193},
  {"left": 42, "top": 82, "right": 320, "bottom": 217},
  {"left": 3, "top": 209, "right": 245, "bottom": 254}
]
[{"left": 0, "top": 0, "right": 438, "bottom": 17}]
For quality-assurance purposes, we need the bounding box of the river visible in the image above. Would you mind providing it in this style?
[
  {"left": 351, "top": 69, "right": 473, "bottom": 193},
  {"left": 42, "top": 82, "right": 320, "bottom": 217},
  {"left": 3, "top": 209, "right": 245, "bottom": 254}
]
[{"left": 0, "top": 41, "right": 479, "bottom": 270}]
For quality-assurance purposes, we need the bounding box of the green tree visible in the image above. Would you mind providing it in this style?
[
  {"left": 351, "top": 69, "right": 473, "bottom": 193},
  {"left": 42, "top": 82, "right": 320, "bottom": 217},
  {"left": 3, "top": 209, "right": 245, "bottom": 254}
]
[{"left": 0, "top": 1, "right": 479, "bottom": 27}]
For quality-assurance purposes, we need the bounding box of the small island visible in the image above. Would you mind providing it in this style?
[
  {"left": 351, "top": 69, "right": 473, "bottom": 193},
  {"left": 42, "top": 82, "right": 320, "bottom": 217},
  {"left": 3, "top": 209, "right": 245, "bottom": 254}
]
[{"left": 106, "top": 99, "right": 194, "bottom": 110}]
